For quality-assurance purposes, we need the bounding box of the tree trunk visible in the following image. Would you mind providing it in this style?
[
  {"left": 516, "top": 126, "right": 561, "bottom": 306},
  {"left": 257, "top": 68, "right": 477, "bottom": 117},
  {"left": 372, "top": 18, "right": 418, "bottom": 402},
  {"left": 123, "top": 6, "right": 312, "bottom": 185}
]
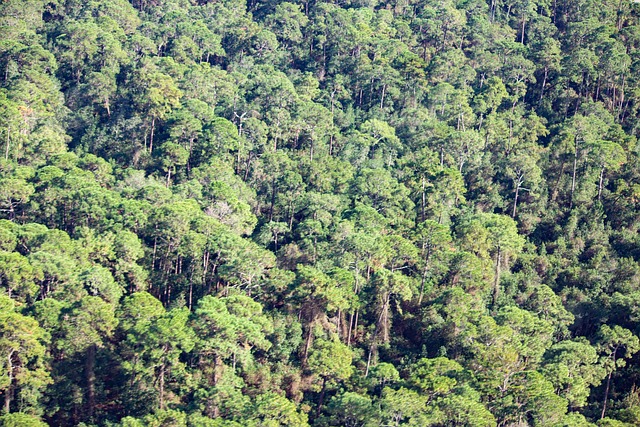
[
  {"left": 421, "top": 176, "right": 426, "bottom": 222},
  {"left": 4, "top": 125, "right": 9, "bottom": 161},
  {"left": 303, "top": 322, "right": 314, "bottom": 364},
  {"left": 381, "top": 293, "right": 390, "bottom": 344},
  {"left": 601, "top": 370, "right": 613, "bottom": 420},
  {"left": 353, "top": 309, "right": 359, "bottom": 342},
  {"left": 212, "top": 354, "right": 223, "bottom": 386},
  {"left": 492, "top": 248, "right": 502, "bottom": 308},
  {"left": 419, "top": 264, "right": 429, "bottom": 305},
  {"left": 570, "top": 136, "right": 579, "bottom": 209},
  {"left": 512, "top": 178, "right": 521, "bottom": 218},
  {"left": 149, "top": 116, "right": 156, "bottom": 153},
  {"left": 601, "top": 348, "right": 617, "bottom": 420},
  {"left": 316, "top": 377, "right": 327, "bottom": 416},
  {"left": 540, "top": 67, "right": 548, "bottom": 102},
  {"left": 598, "top": 167, "right": 605, "bottom": 201},
  {"left": 347, "top": 312, "right": 354, "bottom": 346},
  {"left": 85, "top": 344, "right": 97, "bottom": 420},
  {"left": 4, "top": 350, "right": 13, "bottom": 413},
  {"left": 365, "top": 346, "right": 373, "bottom": 377},
  {"left": 419, "top": 243, "right": 432, "bottom": 305},
  {"left": 159, "top": 351, "right": 167, "bottom": 410}
]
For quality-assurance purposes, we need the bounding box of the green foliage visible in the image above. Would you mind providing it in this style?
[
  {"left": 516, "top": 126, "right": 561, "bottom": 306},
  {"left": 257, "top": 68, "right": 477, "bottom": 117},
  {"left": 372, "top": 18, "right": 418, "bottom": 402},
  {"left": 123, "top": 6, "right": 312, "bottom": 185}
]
[
  {"left": 307, "top": 336, "right": 354, "bottom": 384},
  {"left": 0, "top": 413, "right": 47, "bottom": 427},
  {"left": 1, "top": 0, "right": 640, "bottom": 425},
  {"left": 0, "top": 295, "right": 50, "bottom": 414}
]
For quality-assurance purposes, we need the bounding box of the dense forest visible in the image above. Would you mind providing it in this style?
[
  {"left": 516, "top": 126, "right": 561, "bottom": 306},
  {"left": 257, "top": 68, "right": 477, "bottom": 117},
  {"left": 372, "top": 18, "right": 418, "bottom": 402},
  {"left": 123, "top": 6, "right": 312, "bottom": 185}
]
[{"left": 3, "top": 0, "right": 640, "bottom": 425}]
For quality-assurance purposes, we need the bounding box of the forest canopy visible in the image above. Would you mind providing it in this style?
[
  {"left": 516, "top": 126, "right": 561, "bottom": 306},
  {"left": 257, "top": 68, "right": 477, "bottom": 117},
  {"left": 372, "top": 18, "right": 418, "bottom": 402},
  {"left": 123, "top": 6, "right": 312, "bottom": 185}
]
[{"left": 2, "top": 0, "right": 640, "bottom": 426}]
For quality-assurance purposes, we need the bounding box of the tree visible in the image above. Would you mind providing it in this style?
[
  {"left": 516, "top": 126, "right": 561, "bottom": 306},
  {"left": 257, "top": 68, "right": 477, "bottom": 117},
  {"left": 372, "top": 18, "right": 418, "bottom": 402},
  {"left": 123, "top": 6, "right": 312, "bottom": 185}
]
[
  {"left": 0, "top": 252, "right": 40, "bottom": 302},
  {"left": 378, "top": 387, "right": 431, "bottom": 426},
  {"left": 316, "top": 391, "right": 375, "bottom": 427},
  {"left": 57, "top": 296, "right": 117, "bottom": 421},
  {"left": 551, "top": 108, "right": 614, "bottom": 209},
  {"left": 0, "top": 92, "right": 20, "bottom": 161},
  {"left": 543, "top": 339, "right": 604, "bottom": 410},
  {"left": 134, "top": 65, "right": 182, "bottom": 153},
  {"left": 264, "top": 3, "right": 309, "bottom": 50},
  {"left": 591, "top": 140, "right": 626, "bottom": 201},
  {"left": 145, "top": 306, "right": 195, "bottom": 411},
  {"left": 192, "top": 293, "right": 272, "bottom": 410},
  {"left": 0, "top": 295, "right": 49, "bottom": 414},
  {"left": 159, "top": 142, "right": 188, "bottom": 185},
  {"left": 351, "top": 168, "right": 414, "bottom": 228},
  {"left": 503, "top": 149, "right": 542, "bottom": 218},
  {"left": 0, "top": 412, "right": 48, "bottom": 427},
  {"left": 414, "top": 220, "right": 452, "bottom": 304},
  {"left": 307, "top": 336, "right": 354, "bottom": 414},
  {"left": 597, "top": 325, "right": 640, "bottom": 419},
  {"left": 117, "top": 292, "right": 166, "bottom": 415},
  {"left": 293, "top": 266, "right": 354, "bottom": 360},
  {"left": 248, "top": 392, "right": 309, "bottom": 427},
  {"left": 457, "top": 213, "right": 524, "bottom": 306}
]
